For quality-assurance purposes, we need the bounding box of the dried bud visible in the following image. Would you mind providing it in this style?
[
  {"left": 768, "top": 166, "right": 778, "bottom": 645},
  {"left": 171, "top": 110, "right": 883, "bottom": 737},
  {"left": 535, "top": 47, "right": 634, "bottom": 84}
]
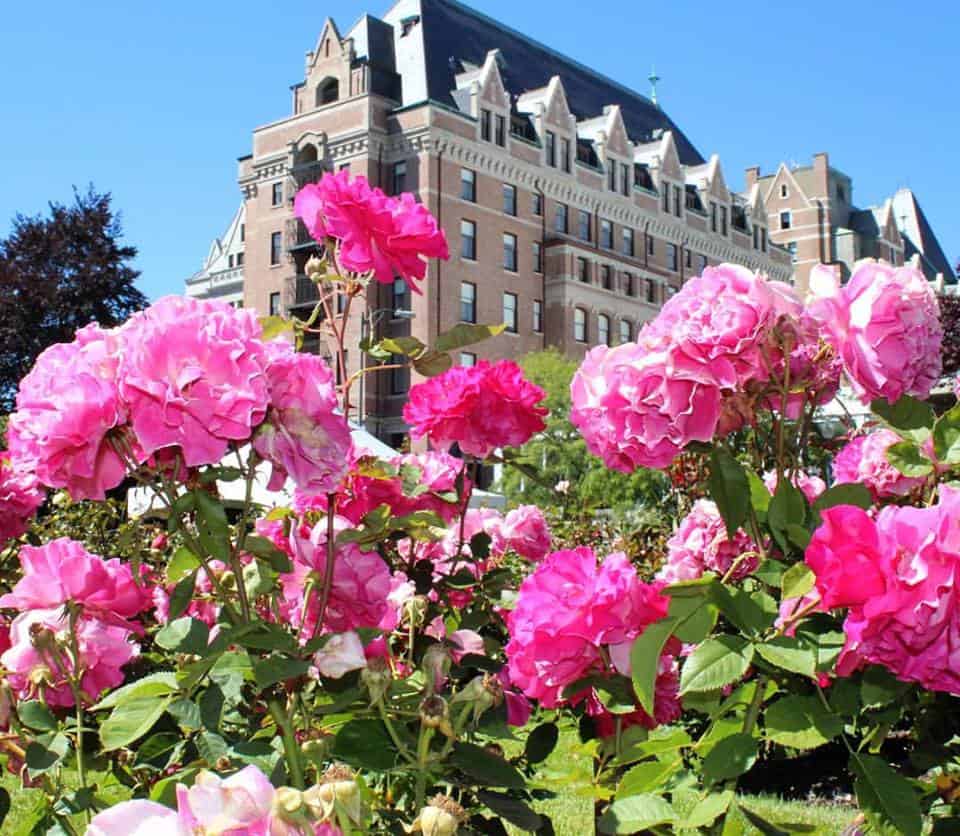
[
  {"left": 405, "top": 794, "right": 466, "bottom": 835},
  {"left": 402, "top": 595, "right": 429, "bottom": 627},
  {"left": 28, "top": 624, "right": 58, "bottom": 653},
  {"left": 300, "top": 733, "right": 335, "bottom": 765},
  {"left": 214, "top": 756, "right": 232, "bottom": 771},
  {"left": 451, "top": 673, "right": 504, "bottom": 727},
  {"left": 303, "top": 763, "right": 363, "bottom": 824},
  {"left": 419, "top": 695, "right": 454, "bottom": 738},
  {"left": 361, "top": 656, "right": 392, "bottom": 704},
  {"left": 305, "top": 255, "right": 329, "bottom": 283},
  {"left": 422, "top": 644, "right": 451, "bottom": 694}
]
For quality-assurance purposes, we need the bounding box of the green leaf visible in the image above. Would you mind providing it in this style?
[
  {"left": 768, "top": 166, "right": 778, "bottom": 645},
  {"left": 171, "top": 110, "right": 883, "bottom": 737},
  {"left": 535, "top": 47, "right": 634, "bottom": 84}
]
[
  {"left": 378, "top": 335, "right": 426, "bottom": 357},
  {"left": 168, "top": 571, "right": 197, "bottom": 621},
  {"left": 617, "top": 760, "right": 680, "bottom": 796},
  {"left": 598, "top": 794, "right": 675, "bottom": 834},
  {"left": 851, "top": 753, "right": 922, "bottom": 836},
  {"left": 596, "top": 675, "right": 640, "bottom": 715},
  {"left": 450, "top": 742, "right": 525, "bottom": 789},
  {"left": 259, "top": 315, "right": 293, "bottom": 341},
  {"left": 476, "top": 790, "right": 542, "bottom": 831},
  {"left": 621, "top": 727, "right": 692, "bottom": 761},
  {"left": 242, "top": 536, "right": 293, "bottom": 573},
  {"left": 710, "top": 584, "right": 775, "bottom": 636},
  {"left": 768, "top": 479, "right": 806, "bottom": 554},
  {"left": 155, "top": 617, "right": 210, "bottom": 655},
  {"left": 17, "top": 700, "right": 57, "bottom": 732},
  {"left": 781, "top": 563, "right": 815, "bottom": 601},
  {"left": 91, "top": 672, "right": 179, "bottom": 711},
  {"left": 412, "top": 349, "right": 452, "bottom": 377},
  {"left": 861, "top": 665, "right": 911, "bottom": 708},
  {"left": 753, "top": 559, "right": 787, "bottom": 587},
  {"left": 886, "top": 441, "right": 935, "bottom": 477},
  {"left": 738, "top": 806, "right": 792, "bottom": 835},
  {"left": 934, "top": 403, "right": 960, "bottom": 463},
  {"left": 166, "top": 698, "right": 203, "bottom": 732},
  {"left": 25, "top": 734, "right": 70, "bottom": 775},
  {"left": 702, "top": 733, "right": 758, "bottom": 782},
  {"left": 252, "top": 655, "right": 309, "bottom": 689},
  {"left": 764, "top": 695, "right": 841, "bottom": 749},
  {"left": 747, "top": 470, "right": 772, "bottom": 517},
  {"left": 680, "top": 791, "right": 735, "bottom": 829},
  {"left": 524, "top": 723, "right": 559, "bottom": 764},
  {"left": 708, "top": 448, "right": 750, "bottom": 537},
  {"left": 101, "top": 694, "right": 174, "bottom": 750},
  {"left": 680, "top": 635, "right": 754, "bottom": 695},
  {"left": 631, "top": 617, "right": 678, "bottom": 715},
  {"left": 194, "top": 490, "right": 231, "bottom": 562},
  {"left": 435, "top": 322, "right": 506, "bottom": 353},
  {"left": 871, "top": 394, "right": 935, "bottom": 443},
  {"left": 243, "top": 559, "right": 277, "bottom": 598},
  {"left": 756, "top": 636, "right": 816, "bottom": 678},
  {"left": 166, "top": 547, "right": 201, "bottom": 583},
  {"left": 333, "top": 719, "right": 397, "bottom": 771},
  {"left": 665, "top": 577, "right": 718, "bottom": 644},
  {"left": 813, "top": 483, "right": 874, "bottom": 512}
]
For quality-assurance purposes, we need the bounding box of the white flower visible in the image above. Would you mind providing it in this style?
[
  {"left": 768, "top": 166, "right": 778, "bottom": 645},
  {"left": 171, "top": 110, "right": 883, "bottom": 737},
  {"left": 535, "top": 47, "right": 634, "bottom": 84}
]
[{"left": 311, "top": 631, "right": 366, "bottom": 679}]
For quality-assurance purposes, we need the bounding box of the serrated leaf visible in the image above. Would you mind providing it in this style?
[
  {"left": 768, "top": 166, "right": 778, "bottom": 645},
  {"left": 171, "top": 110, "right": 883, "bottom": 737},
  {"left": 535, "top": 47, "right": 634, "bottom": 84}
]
[
  {"left": 680, "top": 791, "right": 735, "bottom": 829},
  {"left": 252, "top": 655, "right": 309, "bottom": 689},
  {"left": 17, "top": 701, "right": 57, "bottom": 732},
  {"left": 379, "top": 335, "right": 426, "bottom": 357},
  {"left": 524, "top": 723, "right": 559, "bottom": 764},
  {"left": 886, "top": 441, "right": 935, "bottom": 477},
  {"left": 242, "top": 535, "right": 293, "bottom": 573},
  {"left": 476, "top": 790, "right": 542, "bottom": 831},
  {"left": 631, "top": 617, "right": 678, "bottom": 715},
  {"left": 435, "top": 322, "right": 506, "bottom": 353},
  {"left": 871, "top": 394, "right": 935, "bottom": 444},
  {"left": 680, "top": 635, "right": 754, "bottom": 695},
  {"left": 768, "top": 479, "right": 806, "bottom": 554},
  {"left": 861, "top": 665, "right": 910, "bottom": 708},
  {"left": 756, "top": 636, "right": 816, "bottom": 678},
  {"left": 412, "top": 349, "right": 452, "bottom": 377},
  {"left": 156, "top": 617, "right": 210, "bottom": 655},
  {"left": 451, "top": 742, "right": 525, "bottom": 788},
  {"left": 702, "top": 732, "right": 758, "bottom": 781},
  {"left": 709, "top": 448, "right": 750, "bottom": 537},
  {"left": 100, "top": 694, "right": 174, "bottom": 750},
  {"left": 813, "top": 483, "right": 874, "bottom": 512},
  {"left": 332, "top": 719, "right": 397, "bottom": 771},
  {"left": 935, "top": 404, "right": 960, "bottom": 463},
  {"left": 25, "top": 734, "right": 70, "bottom": 775},
  {"left": 598, "top": 793, "right": 675, "bottom": 834},
  {"left": 617, "top": 759, "right": 681, "bottom": 796},
  {"left": 781, "top": 563, "right": 815, "bottom": 601},
  {"left": 851, "top": 753, "right": 922, "bottom": 836},
  {"left": 167, "top": 547, "right": 201, "bottom": 584},
  {"left": 710, "top": 584, "right": 776, "bottom": 636},
  {"left": 168, "top": 571, "right": 197, "bottom": 621},
  {"left": 765, "top": 695, "right": 841, "bottom": 749},
  {"left": 747, "top": 470, "right": 772, "bottom": 517},
  {"left": 259, "top": 315, "right": 293, "bottom": 341},
  {"left": 91, "top": 673, "right": 179, "bottom": 711}
]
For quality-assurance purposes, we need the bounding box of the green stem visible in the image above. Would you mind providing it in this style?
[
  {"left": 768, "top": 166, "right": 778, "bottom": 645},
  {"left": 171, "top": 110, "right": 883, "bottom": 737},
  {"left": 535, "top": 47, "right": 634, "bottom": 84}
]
[
  {"left": 65, "top": 608, "right": 89, "bottom": 826},
  {"left": 376, "top": 701, "right": 415, "bottom": 763},
  {"left": 312, "top": 494, "right": 338, "bottom": 639},
  {"left": 269, "top": 698, "right": 304, "bottom": 789},
  {"left": 415, "top": 726, "right": 436, "bottom": 810}
]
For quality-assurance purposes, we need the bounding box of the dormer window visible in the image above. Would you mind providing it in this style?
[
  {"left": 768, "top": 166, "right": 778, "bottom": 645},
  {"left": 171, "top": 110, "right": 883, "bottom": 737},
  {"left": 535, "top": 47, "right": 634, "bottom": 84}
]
[
  {"left": 480, "top": 109, "right": 491, "bottom": 142},
  {"left": 561, "top": 138, "right": 571, "bottom": 173},
  {"left": 545, "top": 131, "right": 556, "bottom": 167},
  {"left": 621, "top": 163, "right": 630, "bottom": 197},
  {"left": 607, "top": 162, "right": 616, "bottom": 191},
  {"left": 316, "top": 78, "right": 339, "bottom": 107},
  {"left": 662, "top": 185, "right": 670, "bottom": 213},
  {"left": 494, "top": 115, "right": 506, "bottom": 147},
  {"left": 780, "top": 211, "right": 792, "bottom": 230},
  {"left": 780, "top": 183, "right": 788, "bottom": 198}
]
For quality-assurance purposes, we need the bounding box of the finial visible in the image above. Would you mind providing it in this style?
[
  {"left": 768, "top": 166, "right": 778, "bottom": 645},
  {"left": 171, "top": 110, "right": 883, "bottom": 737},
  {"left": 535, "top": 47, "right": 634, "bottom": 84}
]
[{"left": 648, "top": 66, "right": 661, "bottom": 107}]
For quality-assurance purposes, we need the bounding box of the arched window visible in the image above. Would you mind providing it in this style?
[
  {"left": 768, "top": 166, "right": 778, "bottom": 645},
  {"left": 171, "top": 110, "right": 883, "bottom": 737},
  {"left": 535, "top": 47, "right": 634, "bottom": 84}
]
[
  {"left": 574, "top": 308, "right": 587, "bottom": 343},
  {"left": 316, "top": 78, "right": 339, "bottom": 107},
  {"left": 619, "top": 319, "right": 632, "bottom": 344},
  {"left": 598, "top": 313, "right": 610, "bottom": 347}
]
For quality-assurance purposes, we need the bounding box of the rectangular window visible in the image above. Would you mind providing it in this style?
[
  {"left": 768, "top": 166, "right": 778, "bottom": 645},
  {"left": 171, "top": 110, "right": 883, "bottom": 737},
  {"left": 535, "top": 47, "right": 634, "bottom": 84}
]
[
  {"left": 647, "top": 235, "right": 655, "bottom": 256},
  {"left": 662, "top": 185, "right": 670, "bottom": 212},
  {"left": 619, "top": 319, "right": 632, "bottom": 344},
  {"left": 555, "top": 203, "right": 568, "bottom": 234},
  {"left": 621, "top": 163, "right": 630, "bottom": 197},
  {"left": 392, "top": 277, "right": 408, "bottom": 313},
  {"left": 711, "top": 202, "right": 718, "bottom": 232},
  {"left": 578, "top": 257, "right": 590, "bottom": 283},
  {"left": 240, "top": 224, "right": 245, "bottom": 242},
  {"left": 561, "top": 137, "right": 571, "bottom": 173},
  {"left": 699, "top": 254, "right": 708, "bottom": 274},
  {"left": 600, "top": 219, "right": 613, "bottom": 249},
  {"left": 503, "top": 233, "right": 517, "bottom": 272},
  {"left": 667, "top": 243, "right": 678, "bottom": 272},
  {"left": 532, "top": 193, "right": 543, "bottom": 216},
  {"left": 685, "top": 249, "right": 691, "bottom": 269},
  {"left": 753, "top": 225, "right": 759, "bottom": 249},
  {"left": 578, "top": 210, "right": 591, "bottom": 242},
  {"left": 624, "top": 273, "right": 635, "bottom": 297},
  {"left": 533, "top": 299, "right": 543, "bottom": 333},
  {"left": 269, "top": 292, "right": 281, "bottom": 316},
  {"left": 780, "top": 211, "right": 792, "bottom": 230},
  {"left": 646, "top": 279, "right": 656, "bottom": 303},
  {"left": 503, "top": 183, "right": 517, "bottom": 216},
  {"left": 461, "top": 219, "right": 477, "bottom": 260},
  {"left": 545, "top": 131, "right": 556, "bottom": 167},
  {"left": 622, "top": 228, "right": 634, "bottom": 257},
  {"left": 674, "top": 185, "right": 682, "bottom": 217},
  {"left": 236, "top": 252, "right": 244, "bottom": 266},
  {"left": 574, "top": 308, "right": 587, "bottom": 342},
  {"left": 601, "top": 265, "right": 612, "bottom": 290},
  {"left": 598, "top": 314, "right": 610, "bottom": 347},
  {"left": 390, "top": 355, "right": 410, "bottom": 395},
  {"left": 270, "top": 231, "right": 282, "bottom": 265},
  {"left": 460, "top": 352, "right": 477, "bottom": 367},
  {"left": 460, "top": 281, "right": 477, "bottom": 323},
  {"left": 461, "top": 168, "right": 476, "bottom": 202},
  {"left": 532, "top": 241, "right": 543, "bottom": 273},
  {"left": 788, "top": 241, "right": 798, "bottom": 262},
  {"left": 272, "top": 182, "right": 283, "bottom": 206},
  {"left": 608, "top": 162, "right": 616, "bottom": 191},
  {"left": 480, "top": 109, "right": 491, "bottom": 141},
  {"left": 503, "top": 292, "right": 518, "bottom": 332},
  {"left": 228, "top": 254, "right": 234, "bottom": 268},
  {"left": 391, "top": 160, "right": 407, "bottom": 195},
  {"left": 495, "top": 114, "right": 506, "bottom": 146},
  {"left": 761, "top": 228, "right": 767, "bottom": 252},
  {"left": 720, "top": 206, "right": 728, "bottom": 236}
]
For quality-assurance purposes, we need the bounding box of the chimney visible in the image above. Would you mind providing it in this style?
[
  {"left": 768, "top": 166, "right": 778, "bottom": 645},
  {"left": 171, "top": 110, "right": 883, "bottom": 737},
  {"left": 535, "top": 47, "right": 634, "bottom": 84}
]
[
  {"left": 813, "top": 152, "right": 829, "bottom": 190},
  {"left": 745, "top": 165, "right": 760, "bottom": 190}
]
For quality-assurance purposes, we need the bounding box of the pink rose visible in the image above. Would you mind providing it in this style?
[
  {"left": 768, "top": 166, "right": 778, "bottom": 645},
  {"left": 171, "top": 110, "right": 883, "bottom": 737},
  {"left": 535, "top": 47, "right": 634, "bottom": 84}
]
[
  {"left": 253, "top": 344, "right": 351, "bottom": 493},
  {"left": 833, "top": 429, "right": 926, "bottom": 500},
  {"left": 763, "top": 469, "right": 826, "bottom": 504},
  {"left": 499, "top": 505, "right": 552, "bottom": 561},
  {"left": 311, "top": 631, "right": 367, "bottom": 679},
  {"left": 0, "top": 452, "right": 44, "bottom": 543},
  {"left": 404, "top": 360, "right": 547, "bottom": 459},
  {"left": 294, "top": 171, "right": 448, "bottom": 289},
  {"left": 177, "top": 766, "right": 275, "bottom": 834},
  {"left": 118, "top": 296, "right": 270, "bottom": 467},
  {"left": 0, "top": 538, "right": 150, "bottom": 621},
  {"left": 808, "top": 262, "right": 942, "bottom": 404},
  {"left": 588, "top": 653, "right": 682, "bottom": 735},
  {"left": 87, "top": 799, "right": 187, "bottom": 836}
]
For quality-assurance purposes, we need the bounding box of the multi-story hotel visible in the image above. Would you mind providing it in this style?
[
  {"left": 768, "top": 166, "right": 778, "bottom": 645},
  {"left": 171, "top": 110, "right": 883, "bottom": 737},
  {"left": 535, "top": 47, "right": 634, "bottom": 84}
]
[
  {"left": 747, "top": 152, "right": 955, "bottom": 293},
  {"left": 201, "top": 0, "right": 793, "bottom": 444}
]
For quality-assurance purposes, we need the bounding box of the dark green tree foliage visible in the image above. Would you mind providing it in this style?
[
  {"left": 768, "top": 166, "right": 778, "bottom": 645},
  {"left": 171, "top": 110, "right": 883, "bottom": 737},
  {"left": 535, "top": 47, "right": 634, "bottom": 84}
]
[
  {"left": 499, "top": 348, "right": 669, "bottom": 512},
  {"left": 0, "top": 187, "right": 146, "bottom": 409},
  {"left": 940, "top": 292, "right": 960, "bottom": 376}
]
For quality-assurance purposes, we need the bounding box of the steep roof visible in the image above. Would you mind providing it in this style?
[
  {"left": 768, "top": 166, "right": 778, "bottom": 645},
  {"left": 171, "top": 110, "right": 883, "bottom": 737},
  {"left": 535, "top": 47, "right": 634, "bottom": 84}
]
[
  {"left": 892, "top": 189, "right": 956, "bottom": 283},
  {"left": 396, "top": 0, "right": 704, "bottom": 164}
]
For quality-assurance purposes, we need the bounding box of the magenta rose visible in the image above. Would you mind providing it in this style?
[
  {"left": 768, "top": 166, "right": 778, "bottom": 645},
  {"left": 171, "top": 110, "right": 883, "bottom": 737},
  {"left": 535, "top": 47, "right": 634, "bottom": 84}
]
[
  {"left": 499, "top": 504, "right": 552, "bottom": 561},
  {"left": 833, "top": 429, "right": 927, "bottom": 500},
  {"left": 0, "top": 452, "right": 44, "bottom": 543},
  {"left": 763, "top": 469, "right": 826, "bottom": 504}
]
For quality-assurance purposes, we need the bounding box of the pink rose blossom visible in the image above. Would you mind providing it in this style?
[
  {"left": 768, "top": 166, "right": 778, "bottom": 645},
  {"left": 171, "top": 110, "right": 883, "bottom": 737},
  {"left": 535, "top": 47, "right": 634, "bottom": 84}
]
[
  {"left": 499, "top": 505, "right": 552, "bottom": 561},
  {"left": 808, "top": 261, "right": 942, "bottom": 404},
  {"left": 87, "top": 799, "right": 187, "bottom": 836},
  {"left": 0, "top": 538, "right": 150, "bottom": 621},
  {"left": 2, "top": 608, "right": 137, "bottom": 707},
  {"left": 505, "top": 547, "right": 669, "bottom": 707},
  {"left": 588, "top": 653, "right": 682, "bottom": 736},
  {"left": 762, "top": 469, "right": 826, "bottom": 504},
  {"left": 833, "top": 429, "right": 926, "bottom": 500},
  {"left": 0, "top": 452, "right": 44, "bottom": 543},
  {"left": 311, "top": 631, "right": 367, "bottom": 679},
  {"left": 657, "top": 499, "right": 758, "bottom": 584},
  {"left": 294, "top": 171, "right": 448, "bottom": 289},
  {"left": 253, "top": 344, "right": 351, "bottom": 493},
  {"left": 118, "top": 296, "right": 270, "bottom": 467},
  {"left": 404, "top": 360, "right": 547, "bottom": 459},
  {"left": 7, "top": 324, "right": 129, "bottom": 500}
]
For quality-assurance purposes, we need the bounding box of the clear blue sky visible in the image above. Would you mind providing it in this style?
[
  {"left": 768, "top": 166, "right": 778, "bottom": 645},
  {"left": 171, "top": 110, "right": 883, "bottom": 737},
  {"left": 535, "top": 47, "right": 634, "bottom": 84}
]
[{"left": 1, "top": 0, "right": 956, "bottom": 300}]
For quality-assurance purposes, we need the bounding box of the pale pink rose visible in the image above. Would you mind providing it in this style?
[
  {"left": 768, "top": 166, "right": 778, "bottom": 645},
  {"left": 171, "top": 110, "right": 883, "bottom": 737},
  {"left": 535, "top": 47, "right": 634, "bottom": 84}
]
[
  {"left": 0, "top": 452, "right": 44, "bottom": 543},
  {"left": 833, "top": 429, "right": 927, "bottom": 500},
  {"left": 311, "top": 631, "right": 367, "bottom": 679},
  {"left": 657, "top": 499, "right": 758, "bottom": 584},
  {"left": 2, "top": 608, "right": 137, "bottom": 707},
  {"left": 404, "top": 360, "right": 547, "bottom": 459},
  {"left": 499, "top": 505, "right": 552, "bottom": 561},
  {"left": 448, "top": 629, "right": 485, "bottom": 662},
  {"left": 294, "top": 171, "right": 449, "bottom": 289},
  {"left": 765, "top": 311, "right": 843, "bottom": 419},
  {"left": 570, "top": 336, "right": 723, "bottom": 472},
  {"left": 763, "top": 469, "right": 826, "bottom": 504},
  {"left": 775, "top": 590, "right": 824, "bottom": 636},
  {"left": 378, "top": 572, "right": 417, "bottom": 632},
  {"left": 177, "top": 766, "right": 275, "bottom": 834},
  {"left": 7, "top": 325, "right": 129, "bottom": 500},
  {"left": 253, "top": 344, "right": 351, "bottom": 493},
  {"left": 505, "top": 547, "right": 669, "bottom": 707},
  {"left": 808, "top": 262, "right": 942, "bottom": 404},
  {"left": 0, "top": 538, "right": 150, "bottom": 621},
  {"left": 118, "top": 296, "right": 270, "bottom": 467},
  {"left": 87, "top": 799, "right": 187, "bottom": 836}
]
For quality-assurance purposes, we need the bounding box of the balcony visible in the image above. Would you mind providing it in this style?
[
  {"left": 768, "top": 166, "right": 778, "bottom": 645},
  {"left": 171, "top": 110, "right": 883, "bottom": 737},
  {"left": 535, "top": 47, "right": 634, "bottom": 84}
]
[
  {"left": 285, "top": 274, "right": 322, "bottom": 311},
  {"left": 285, "top": 217, "right": 322, "bottom": 252},
  {"left": 290, "top": 161, "right": 327, "bottom": 191}
]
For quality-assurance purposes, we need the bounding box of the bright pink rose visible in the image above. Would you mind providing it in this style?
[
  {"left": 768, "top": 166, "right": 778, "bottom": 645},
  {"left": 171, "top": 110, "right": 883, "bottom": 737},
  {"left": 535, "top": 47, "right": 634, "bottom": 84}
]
[
  {"left": 2, "top": 608, "right": 137, "bottom": 707},
  {"left": 294, "top": 171, "right": 448, "bottom": 289},
  {"left": 805, "top": 505, "right": 890, "bottom": 609},
  {"left": 253, "top": 344, "right": 351, "bottom": 493},
  {"left": 87, "top": 799, "right": 187, "bottom": 836},
  {"left": 657, "top": 499, "right": 758, "bottom": 584},
  {"left": 177, "top": 766, "right": 275, "bottom": 835},
  {"left": 570, "top": 335, "right": 723, "bottom": 472},
  {"left": 499, "top": 505, "right": 552, "bottom": 561},
  {"left": 833, "top": 429, "right": 926, "bottom": 500},
  {"left": 0, "top": 538, "right": 150, "bottom": 621},
  {"left": 404, "top": 360, "right": 547, "bottom": 459},
  {"left": 808, "top": 262, "right": 942, "bottom": 404},
  {"left": 588, "top": 653, "right": 682, "bottom": 736},
  {"left": 763, "top": 469, "right": 826, "bottom": 504},
  {"left": 7, "top": 324, "right": 129, "bottom": 500},
  {"left": 505, "top": 547, "right": 669, "bottom": 707},
  {"left": 0, "top": 452, "right": 44, "bottom": 543},
  {"left": 118, "top": 296, "right": 270, "bottom": 467}
]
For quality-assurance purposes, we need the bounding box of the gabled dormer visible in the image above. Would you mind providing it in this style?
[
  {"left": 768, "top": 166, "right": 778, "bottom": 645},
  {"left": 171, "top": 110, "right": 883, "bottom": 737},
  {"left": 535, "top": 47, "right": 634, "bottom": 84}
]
[
  {"left": 637, "top": 131, "right": 683, "bottom": 217},
  {"left": 518, "top": 75, "right": 577, "bottom": 172},
  {"left": 295, "top": 18, "right": 354, "bottom": 114},
  {"left": 743, "top": 184, "right": 770, "bottom": 252},
  {"left": 467, "top": 50, "right": 511, "bottom": 149},
  {"left": 580, "top": 106, "right": 632, "bottom": 197}
]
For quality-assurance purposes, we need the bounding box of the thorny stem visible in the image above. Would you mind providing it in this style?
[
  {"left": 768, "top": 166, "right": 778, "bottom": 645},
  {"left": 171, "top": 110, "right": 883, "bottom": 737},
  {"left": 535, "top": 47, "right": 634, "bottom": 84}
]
[
  {"left": 415, "top": 726, "right": 436, "bottom": 810},
  {"left": 313, "top": 494, "right": 338, "bottom": 640},
  {"left": 65, "top": 607, "right": 90, "bottom": 826},
  {"left": 269, "top": 697, "right": 305, "bottom": 790}
]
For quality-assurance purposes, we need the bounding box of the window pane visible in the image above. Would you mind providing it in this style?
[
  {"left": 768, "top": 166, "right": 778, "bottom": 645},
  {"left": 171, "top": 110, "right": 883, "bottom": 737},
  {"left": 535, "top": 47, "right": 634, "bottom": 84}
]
[
  {"left": 533, "top": 241, "right": 543, "bottom": 273},
  {"left": 460, "top": 220, "right": 476, "bottom": 259},
  {"left": 269, "top": 292, "right": 281, "bottom": 316},
  {"left": 555, "top": 204, "right": 567, "bottom": 233},
  {"left": 461, "top": 169, "right": 476, "bottom": 202},
  {"left": 620, "top": 319, "right": 631, "bottom": 343},
  {"left": 532, "top": 193, "right": 543, "bottom": 216},
  {"left": 574, "top": 308, "right": 586, "bottom": 341},
  {"left": 270, "top": 231, "right": 282, "bottom": 265},
  {"left": 579, "top": 210, "right": 591, "bottom": 241},
  {"left": 460, "top": 282, "right": 476, "bottom": 322},
  {"left": 503, "top": 184, "right": 516, "bottom": 215},
  {"left": 503, "top": 292, "right": 517, "bottom": 332},
  {"left": 598, "top": 314, "right": 610, "bottom": 346},
  {"left": 533, "top": 299, "right": 543, "bottom": 332},
  {"left": 503, "top": 233, "right": 517, "bottom": 271}
]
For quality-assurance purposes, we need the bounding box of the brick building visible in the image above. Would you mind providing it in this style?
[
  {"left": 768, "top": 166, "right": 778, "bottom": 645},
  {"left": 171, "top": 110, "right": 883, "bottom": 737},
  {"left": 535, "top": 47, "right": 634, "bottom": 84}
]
[
  {"left": 227, "top": 0, "right": 791, "bottom": 444},
  {"left": 747, "top": 152, "right": 955, "bottom": 293}
]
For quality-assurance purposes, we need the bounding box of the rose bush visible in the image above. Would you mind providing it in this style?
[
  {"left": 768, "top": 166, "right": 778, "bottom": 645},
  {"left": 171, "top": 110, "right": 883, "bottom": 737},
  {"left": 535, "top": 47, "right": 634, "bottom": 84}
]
[{"left": 0, "top": 170, "right": 956, "bottom": 835}]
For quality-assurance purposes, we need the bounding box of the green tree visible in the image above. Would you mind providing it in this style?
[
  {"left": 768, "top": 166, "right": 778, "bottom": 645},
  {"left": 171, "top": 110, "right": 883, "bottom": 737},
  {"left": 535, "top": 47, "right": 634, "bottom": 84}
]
[{"left": 499, "top": 348, "right": 669, "bottom": 513}]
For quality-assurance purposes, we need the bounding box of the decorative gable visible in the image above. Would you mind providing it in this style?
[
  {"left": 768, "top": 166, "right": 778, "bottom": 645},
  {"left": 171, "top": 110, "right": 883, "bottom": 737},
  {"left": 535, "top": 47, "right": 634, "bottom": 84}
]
[
  {"left": 542, "top": 76, "right": 573, "bottom": 130},
  {"left": 657, "top": 131, "right": 683, "bottom": 180},
  {"left": 477, "top": 50, "right": 510, "bottom": 110},
  {"left": 705, "top": 154, "right": 731, "bottom": 203},
  {"left": 602, "top": 106, "right": 631, "bottom": 158}
]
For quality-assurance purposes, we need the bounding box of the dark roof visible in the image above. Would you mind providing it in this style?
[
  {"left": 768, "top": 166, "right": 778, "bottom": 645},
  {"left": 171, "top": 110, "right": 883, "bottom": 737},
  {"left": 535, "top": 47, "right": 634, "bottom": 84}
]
[
  {"left": 416, "top": 0, "right": 704, "bottom": 165},
  {"left": 848, "top": 209, "right": 879, "bottom": 237},
  {"left": 898, "top": 191, "right": 956, "bottom": 284}
]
